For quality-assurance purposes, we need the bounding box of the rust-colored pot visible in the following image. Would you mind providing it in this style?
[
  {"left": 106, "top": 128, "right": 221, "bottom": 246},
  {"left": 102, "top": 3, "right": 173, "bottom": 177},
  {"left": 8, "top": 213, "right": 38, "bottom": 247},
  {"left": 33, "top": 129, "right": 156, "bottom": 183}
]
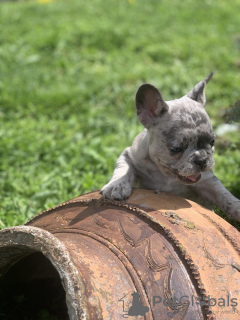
[{"left": 0, "top": 190, "right": 239, "bottom": 320}]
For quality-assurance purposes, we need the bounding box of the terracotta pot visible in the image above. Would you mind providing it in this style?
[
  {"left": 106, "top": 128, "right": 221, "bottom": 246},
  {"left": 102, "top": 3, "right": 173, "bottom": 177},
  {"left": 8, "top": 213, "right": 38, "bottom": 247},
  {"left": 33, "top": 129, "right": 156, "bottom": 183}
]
[{"left": 0, "top": 189, "right": 239, "bottom": 320}]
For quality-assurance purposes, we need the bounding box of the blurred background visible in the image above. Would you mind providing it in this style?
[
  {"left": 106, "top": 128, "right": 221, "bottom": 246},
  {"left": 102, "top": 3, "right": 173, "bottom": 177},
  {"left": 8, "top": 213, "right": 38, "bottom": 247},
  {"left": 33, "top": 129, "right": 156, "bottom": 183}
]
[{"left": 0, "top": 0, "right": 239, "bottom": 230}]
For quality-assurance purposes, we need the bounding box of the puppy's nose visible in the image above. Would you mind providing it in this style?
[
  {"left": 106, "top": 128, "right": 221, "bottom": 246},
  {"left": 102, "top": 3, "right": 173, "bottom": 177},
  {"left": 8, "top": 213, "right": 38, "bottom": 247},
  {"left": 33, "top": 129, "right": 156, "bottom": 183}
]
[
  {"left": 194, "top": 151, "right": 207, "bottom": 168},
  {"left": 194, "top": 158, "right": 207, "bottom": 167}
]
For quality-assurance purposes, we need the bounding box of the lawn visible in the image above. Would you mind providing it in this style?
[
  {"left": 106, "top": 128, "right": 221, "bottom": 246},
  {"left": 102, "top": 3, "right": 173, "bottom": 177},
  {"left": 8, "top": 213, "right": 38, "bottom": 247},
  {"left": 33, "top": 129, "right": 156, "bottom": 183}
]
[{"left": 0, "top": 0, "right": 239, "bottom": 230}]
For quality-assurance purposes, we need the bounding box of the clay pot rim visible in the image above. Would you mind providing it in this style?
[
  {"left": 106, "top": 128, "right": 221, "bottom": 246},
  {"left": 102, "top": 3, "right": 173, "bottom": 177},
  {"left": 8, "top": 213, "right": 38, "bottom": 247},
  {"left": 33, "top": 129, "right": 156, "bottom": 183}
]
[{"left": 0, "top": 225, "right": 88, "bottom": 320}]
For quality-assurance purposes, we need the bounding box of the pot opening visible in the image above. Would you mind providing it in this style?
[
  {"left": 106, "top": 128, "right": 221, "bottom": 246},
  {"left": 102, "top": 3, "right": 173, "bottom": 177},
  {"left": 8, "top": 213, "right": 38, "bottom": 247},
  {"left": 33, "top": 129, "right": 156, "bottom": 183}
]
[{"left": 0, "top": 251, "right": 69, "bottom": 320}]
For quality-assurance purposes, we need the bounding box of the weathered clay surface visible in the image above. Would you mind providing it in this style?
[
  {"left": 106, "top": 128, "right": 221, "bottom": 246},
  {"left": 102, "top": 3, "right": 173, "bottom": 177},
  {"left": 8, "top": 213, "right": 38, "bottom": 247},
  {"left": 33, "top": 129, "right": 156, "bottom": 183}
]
[{"left": 0, "top": 189, "right": 239, "bottom": 320}]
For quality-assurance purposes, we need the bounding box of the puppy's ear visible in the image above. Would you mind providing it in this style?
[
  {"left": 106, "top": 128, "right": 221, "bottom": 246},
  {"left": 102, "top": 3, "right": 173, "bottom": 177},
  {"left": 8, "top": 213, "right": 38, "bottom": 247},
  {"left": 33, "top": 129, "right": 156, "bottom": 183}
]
[
  {"left": 136, "top": 84, "right": 169, "bottom": 128},
  {"left": 186, "top": 72, "right": 213, "bottom": 106}
]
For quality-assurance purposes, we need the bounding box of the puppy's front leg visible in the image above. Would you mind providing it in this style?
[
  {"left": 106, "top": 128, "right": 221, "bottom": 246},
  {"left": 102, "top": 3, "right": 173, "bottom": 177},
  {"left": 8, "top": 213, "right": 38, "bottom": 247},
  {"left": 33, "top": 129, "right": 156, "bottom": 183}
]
[
  {"left": 100, "top": 148, "right": 136, "bottom": 200},
  {"left": 194, "top": 173, "right": 240, "bottom": 222}
]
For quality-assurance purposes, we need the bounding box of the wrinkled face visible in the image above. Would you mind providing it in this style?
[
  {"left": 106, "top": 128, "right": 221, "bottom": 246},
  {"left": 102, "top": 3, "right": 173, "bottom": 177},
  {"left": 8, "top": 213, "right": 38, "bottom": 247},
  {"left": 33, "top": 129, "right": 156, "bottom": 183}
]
[{"left": 148, "top": 97, "right": 216, "bottom": 184}]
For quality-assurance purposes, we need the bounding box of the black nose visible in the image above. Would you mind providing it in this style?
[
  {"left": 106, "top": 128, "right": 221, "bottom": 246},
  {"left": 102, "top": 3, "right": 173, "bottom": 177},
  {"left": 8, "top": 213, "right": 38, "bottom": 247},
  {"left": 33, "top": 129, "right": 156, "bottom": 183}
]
[
  {"left": 194, "top": 158, "right": 207, "bottom": 168},
  {"left": 194, "top": 150, "right": 208, "bottom": 169}
]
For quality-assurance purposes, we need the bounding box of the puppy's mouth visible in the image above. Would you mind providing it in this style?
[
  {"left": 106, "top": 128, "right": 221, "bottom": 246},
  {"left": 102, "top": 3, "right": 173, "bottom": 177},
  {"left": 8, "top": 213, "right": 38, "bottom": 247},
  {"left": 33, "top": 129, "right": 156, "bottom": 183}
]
[
  {"left": 159, "top": 163, "right": 202, "bottom": 184},
  {"left": 176, "top": 173, "right": 201, "bottom": 184}
]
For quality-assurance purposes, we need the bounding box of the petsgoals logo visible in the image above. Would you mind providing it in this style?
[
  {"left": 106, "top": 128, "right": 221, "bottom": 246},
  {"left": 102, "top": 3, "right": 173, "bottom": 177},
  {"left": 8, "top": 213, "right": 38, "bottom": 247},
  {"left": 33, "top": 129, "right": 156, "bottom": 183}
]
[
  {"left": 118, "top": 291, "right": 238, "bottom": 318},
  {"left": 119, "top": 291, "right": 149, "bottom": 318}
]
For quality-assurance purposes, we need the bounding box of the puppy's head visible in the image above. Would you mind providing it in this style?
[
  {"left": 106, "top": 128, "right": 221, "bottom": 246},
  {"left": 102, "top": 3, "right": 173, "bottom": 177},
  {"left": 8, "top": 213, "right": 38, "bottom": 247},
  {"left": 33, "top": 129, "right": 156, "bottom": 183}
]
[{"left": 136, "top": 73, "right": 216, "bottom": 184}]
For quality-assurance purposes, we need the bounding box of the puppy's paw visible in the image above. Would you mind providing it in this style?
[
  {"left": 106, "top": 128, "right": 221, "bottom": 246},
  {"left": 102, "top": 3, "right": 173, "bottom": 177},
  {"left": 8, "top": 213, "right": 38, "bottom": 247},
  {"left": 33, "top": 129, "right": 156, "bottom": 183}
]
[
  {"left": 235, "top": 209, "right": 240, "bottom": 222},
  {"left": 226, "top": 202, "right": 240, "bottom": 222},
  {"left": 100, "top": 180, "right": 132, "bottom": 200}
]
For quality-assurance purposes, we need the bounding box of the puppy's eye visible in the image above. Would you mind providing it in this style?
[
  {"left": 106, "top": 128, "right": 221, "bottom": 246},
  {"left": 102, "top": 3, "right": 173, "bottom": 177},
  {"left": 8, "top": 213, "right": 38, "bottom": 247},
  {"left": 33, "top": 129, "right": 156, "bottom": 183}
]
[{"left": 171, "top": 146, "right": 183, "bottom": 153}]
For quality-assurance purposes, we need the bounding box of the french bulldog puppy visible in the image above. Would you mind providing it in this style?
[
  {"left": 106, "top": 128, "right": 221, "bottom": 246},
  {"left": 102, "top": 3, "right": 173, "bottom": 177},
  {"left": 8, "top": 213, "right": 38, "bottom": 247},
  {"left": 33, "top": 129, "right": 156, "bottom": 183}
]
[{"left": 100, "top": 73, "right": 240, "bottom": 222}]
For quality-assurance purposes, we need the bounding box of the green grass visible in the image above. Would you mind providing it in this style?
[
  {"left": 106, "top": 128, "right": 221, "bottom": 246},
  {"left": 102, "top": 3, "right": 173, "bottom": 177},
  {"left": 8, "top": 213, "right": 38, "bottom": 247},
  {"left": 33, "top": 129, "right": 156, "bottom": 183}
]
[{"left": 0, "top": 0, "right": 239, "bottom": 230}]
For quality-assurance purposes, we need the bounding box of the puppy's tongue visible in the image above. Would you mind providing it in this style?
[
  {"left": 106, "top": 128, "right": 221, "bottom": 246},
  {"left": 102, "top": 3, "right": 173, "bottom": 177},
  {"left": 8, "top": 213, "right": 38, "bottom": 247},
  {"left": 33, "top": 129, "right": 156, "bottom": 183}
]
[{"left": 186, "top": 174, "right": 200, "bottom": 182}]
